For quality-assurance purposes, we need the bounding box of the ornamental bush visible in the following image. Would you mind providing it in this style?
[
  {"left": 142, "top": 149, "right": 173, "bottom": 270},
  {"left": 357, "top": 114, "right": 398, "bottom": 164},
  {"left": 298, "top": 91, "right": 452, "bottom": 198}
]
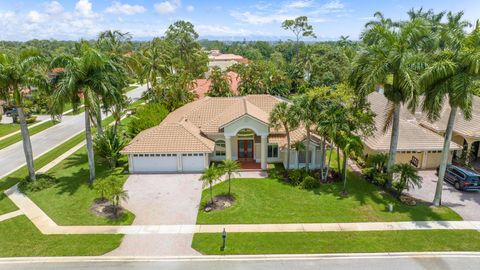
[
  {"left": 18, "top": 174, "right": 57, "bottom": 193},
  {"left": 300, "top": 175, "right": 320, "bottom": 189}
]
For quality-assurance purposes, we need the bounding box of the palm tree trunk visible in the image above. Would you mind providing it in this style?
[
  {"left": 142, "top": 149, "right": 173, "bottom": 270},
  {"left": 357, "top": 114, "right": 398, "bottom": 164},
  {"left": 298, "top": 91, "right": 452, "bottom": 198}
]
[
  {"left": 320, "top": 139, "right": 326, "bottom": 169},
  {"left": 324, "top": 144, "right": 334, "bottom": 181},
  {"left": 286, "top": 128, "right": 291, "bottom": 171},
  {"left": 342, "top": 150, "right": 348, "bottom": 192},
  {"left": 433, "top": 107, "right": 457, "bottom": 206},
  {"left": 336, "top": 145, "right": 341, "bottom": 177},
  {"left": 84, "top": 106, "right": 96, "bottom": 182},
  {"left": 305, "top": 129, "right": 310, "bottom": 170},
  {"left": 386, "top": 103, "right": 401, "bottom": 186},
  {"left": 228, "top": 174, "right": 231, "bottom": 195},
  {"left": 209, "top": 183, "right": 213, "bottom": 204},
  {"left": 17, "top": 106, "right": 36, "bottom": 181}
]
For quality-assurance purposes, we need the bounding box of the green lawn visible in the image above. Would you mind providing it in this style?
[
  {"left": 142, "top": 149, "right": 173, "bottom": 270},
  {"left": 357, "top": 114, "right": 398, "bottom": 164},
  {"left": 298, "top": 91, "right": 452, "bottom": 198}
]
[
  {"left": 192, "top": 230, "right": 480, "bottom": 255},
  {"left": 0, "top": 123, "right": 22, "bottom": 137},
  {"left": 0, "top": 132, "right": 85, "bottom": 215},
  {"left": 0, "top": 120, "right": 57, "bottom": 150},
  {"left": 66, "top": 106, "right": 85, "bottom": 115},
  {"left": 0, "top": 216, "right": 123, "bottom": 257},
  {"left": 26, "top": 147, "right": 135, "bottom": 225},
  {"left": 196, "top": 171, "right": 461, "bottom": 224}
]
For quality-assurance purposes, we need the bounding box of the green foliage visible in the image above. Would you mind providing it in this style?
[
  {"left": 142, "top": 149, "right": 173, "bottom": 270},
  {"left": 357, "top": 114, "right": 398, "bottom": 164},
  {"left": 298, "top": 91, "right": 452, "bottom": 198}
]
[
  {"left": 148, "top": 73, "right": 196, "bottom": 111},
  {"left": 93, "top": 176, "right": 129, "bottom": 217},
  {"left": 392, "top": 164, "right": 423, "bottom": 197},
  {"left": 92, "top": 176, "right": 115, "bottom": 200},
  {"left": 201, "top": 164, "right": 222, "bottom": 204},
  {"left": 300, "top": 175, "right": 320, "bottom": 189},
  {"left": 25, "top": 116, "right": 37, "bottom": 124},
  {"left": 219, "top": 159, "right": 241, "bottom": 195},
  {"left": 288, "top": 169, "right": 305, "bottom": 186},
  {"left": 206, "top": 67, "right": 232, "bottom": 97},
  {"left": 127, "top": 103, "right": 168, "bottom": 137},
  {"left": 93, "top": 126, "right": 128, "bottom": 168},
  {"left": 18, "top": 174, "right": 57, "bottom": 193}
]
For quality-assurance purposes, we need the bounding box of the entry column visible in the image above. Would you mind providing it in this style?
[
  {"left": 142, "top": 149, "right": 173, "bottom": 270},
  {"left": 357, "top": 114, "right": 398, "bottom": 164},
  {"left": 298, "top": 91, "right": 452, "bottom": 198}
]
[
  {"left": 225, "top": 136, "right": 232, "bottom": 160},
  {"left": 261, "top": 135, "right": 267, "bottom": 170}
]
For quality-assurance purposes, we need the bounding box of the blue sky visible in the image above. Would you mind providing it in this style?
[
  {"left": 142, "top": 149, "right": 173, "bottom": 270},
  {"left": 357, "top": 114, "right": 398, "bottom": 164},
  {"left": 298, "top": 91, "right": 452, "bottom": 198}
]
[{"left": 0, "top": 0, "right": 479, "bottom": 41}]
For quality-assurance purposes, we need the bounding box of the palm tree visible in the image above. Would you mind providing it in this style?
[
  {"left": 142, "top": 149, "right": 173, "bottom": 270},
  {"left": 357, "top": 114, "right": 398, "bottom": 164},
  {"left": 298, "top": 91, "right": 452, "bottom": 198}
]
[
  {"left": 350, "top": 16, "right": 429, "bottom": 182},
  {"left": 200, "top": 164, "right": 221, "bottom": 204},
  {"left": 219, "top": 159, "right": 240, "bottom": 196},
  {"left": 51, "top": 42, "right": 126, "bottom": 182},
  {"left": 110, "top": 187, "right": 129, "bottom": 218},
  {"left": 338, "top": 134, "right": 363, "bottom": 194},
  {"left": 292, "top": 95, "right": 317, "bottom": 170},
  {"left": 391, "top": 163, "right": 422, "bottom": 198},
  {"left": 134, "top": 38, "right": 172, "bottom": 90},
  {"left": 421, "top": 16, "right": 480, "bottom": 206},
  {"left": 0, "top": 50, "right": 47, "bottom": 180},
  {"left": 94, "top": 126, "right": 128, "bottom": 169},
  {"left": 269, "top": 102, "right": 299, "bottom": 172}
]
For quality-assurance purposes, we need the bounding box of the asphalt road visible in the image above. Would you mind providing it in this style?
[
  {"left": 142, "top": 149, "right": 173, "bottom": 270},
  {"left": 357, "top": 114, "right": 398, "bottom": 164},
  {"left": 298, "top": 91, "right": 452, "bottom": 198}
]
[
  {"left": 0, "top": 255, "right": 479, "bottom": 270},
  {"left": 0, "top": 85, "right": 145, "bottom": 179}
]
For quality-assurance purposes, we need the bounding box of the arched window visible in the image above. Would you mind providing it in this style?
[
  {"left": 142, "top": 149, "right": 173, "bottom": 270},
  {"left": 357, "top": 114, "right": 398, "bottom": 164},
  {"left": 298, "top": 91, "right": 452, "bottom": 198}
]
[{"left": 215, "top": 140, "right": 226, "bottom": 156}]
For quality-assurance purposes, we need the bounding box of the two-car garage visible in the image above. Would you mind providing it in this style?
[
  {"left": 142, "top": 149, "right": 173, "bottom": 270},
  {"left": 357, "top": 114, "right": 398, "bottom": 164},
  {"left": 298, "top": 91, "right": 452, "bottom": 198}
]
[{"left": 128, "top": 153, "right": 207, "bottom": 173}]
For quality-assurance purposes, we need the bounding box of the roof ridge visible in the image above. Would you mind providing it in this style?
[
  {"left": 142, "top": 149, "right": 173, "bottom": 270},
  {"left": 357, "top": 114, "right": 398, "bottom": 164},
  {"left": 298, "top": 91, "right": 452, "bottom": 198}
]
[{"left": 178, "top": 119, "right": 214, "bottom": 151}]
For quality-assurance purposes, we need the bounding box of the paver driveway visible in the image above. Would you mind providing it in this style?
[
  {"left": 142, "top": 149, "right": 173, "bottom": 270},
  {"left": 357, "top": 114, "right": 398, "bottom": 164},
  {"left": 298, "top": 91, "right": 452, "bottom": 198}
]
[
  {"left": 409, "top": 170, "right": 480, "bottom": 221},
  {"left": 108, "top": 173, "right": 203, "bottom": 256}
]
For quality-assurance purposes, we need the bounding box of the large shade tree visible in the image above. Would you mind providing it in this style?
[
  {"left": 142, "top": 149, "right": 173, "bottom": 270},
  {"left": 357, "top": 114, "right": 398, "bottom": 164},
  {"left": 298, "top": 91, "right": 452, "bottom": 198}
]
[
  {"left": 0, "top": 49, "right": 47, "bottom": 180},
  {"left": 421, "top": 15, "right": 480, "bottom": 206},
  {"left": 350, "top": 15, "right": 429, "bottom": 184},
  {"left": 51, "top": 42, "right": 126, "bottom": 182}
]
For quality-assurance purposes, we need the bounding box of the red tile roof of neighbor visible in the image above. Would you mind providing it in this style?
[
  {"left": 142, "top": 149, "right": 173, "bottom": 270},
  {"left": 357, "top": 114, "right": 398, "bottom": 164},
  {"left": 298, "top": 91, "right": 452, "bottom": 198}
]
[{"left": 191, "top": 71, "right": 240, "bottom": 99}]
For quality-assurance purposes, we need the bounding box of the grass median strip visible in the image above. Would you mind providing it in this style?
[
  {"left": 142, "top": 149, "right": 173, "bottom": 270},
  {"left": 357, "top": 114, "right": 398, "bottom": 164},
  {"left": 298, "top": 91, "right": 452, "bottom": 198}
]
[
  {"left": 192, "top": 230, "right": 480, "bottom": 255},
  {"left": 0, "top": 215, "right": 123, "bottom": 257},
  {"left": 0, "top": 120, "right": 57, "bottom": 150}
]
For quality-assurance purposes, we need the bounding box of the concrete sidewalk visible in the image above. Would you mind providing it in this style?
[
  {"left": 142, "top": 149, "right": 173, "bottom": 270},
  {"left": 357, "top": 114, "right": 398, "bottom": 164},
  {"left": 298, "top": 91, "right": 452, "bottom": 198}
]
[{"left": 4, "top": 184, "right": 480, "bottom": 235}]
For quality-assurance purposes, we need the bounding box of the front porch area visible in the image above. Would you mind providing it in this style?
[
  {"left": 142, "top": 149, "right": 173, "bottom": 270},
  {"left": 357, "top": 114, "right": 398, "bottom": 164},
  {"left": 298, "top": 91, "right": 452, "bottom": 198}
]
[{"left": 239, "top": 160, "right": 262, "bottom": 170}]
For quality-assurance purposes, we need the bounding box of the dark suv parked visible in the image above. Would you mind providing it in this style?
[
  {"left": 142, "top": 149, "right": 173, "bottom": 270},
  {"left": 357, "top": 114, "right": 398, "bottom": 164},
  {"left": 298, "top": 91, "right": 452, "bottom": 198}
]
[{"left": 441, "top": 165, "right": 480, "bottom": 191}]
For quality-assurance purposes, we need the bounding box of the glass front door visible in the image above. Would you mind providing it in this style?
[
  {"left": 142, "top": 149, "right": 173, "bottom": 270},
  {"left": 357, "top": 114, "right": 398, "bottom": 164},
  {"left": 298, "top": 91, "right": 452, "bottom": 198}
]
[{"left": 238, "top": 140, "right": 254, "bottom": 159}]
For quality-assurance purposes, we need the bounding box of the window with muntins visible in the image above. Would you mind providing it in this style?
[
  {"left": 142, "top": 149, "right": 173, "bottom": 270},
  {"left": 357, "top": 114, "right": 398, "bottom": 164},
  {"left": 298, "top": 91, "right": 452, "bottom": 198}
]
[
  {"left": 298, "top": 151, "right": 311, "bottom": 163},
  {"left": 268, "top": 144, "right": 279, "bottom": 158},
  {"left": 215, "top": 140, "right": 226, "bottom": 156}
]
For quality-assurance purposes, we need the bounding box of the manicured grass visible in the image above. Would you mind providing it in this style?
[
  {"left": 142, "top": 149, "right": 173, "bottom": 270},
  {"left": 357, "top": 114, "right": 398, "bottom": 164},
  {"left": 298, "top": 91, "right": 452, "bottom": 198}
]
[
  {"left": 0, "top": 216, "right": 123, "bottom": 257},
  {"left": 0, "top": 120, "right": 57, "bottom": 150},
  {"left": 192, "top": 230, "right": 480, "bottom": 255},
  {"left": 26, "top": 147, "right": 135, "bottom": 225},
  {"left": 66, "top": 106, "right": 85, "bottom": 115},
  {"left": 0, "top": 123, "right": 22, "bottom": 137},
  {"left": 0, "top": 132, "right": 85, "bottom": 215},
  {"left": 196, "top": 172, "right": 461, "bottom": 224}
]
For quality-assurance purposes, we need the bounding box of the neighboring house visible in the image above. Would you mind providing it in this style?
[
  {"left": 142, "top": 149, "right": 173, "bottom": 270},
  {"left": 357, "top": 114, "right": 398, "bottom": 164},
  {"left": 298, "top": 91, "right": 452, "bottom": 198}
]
[
  {"left": 121, "top": 95, "right": 324, "bottom": 173},
  {"left": 207, "top": 50, "right": 249, "bottom": 71},
  {"left": 191, "top": 71, "right": 240, "bottom": 99},
  {"left": 419, "top": 96, "right": 480, "bottom": 162},
  {"left": 363, "top": 92, "right": 462, "bottom": 169}
]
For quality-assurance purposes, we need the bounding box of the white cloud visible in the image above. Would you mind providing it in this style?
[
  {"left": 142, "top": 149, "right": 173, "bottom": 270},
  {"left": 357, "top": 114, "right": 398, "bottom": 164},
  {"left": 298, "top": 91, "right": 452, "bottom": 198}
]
[
  {"left": 105, "top": 2, "right": 146, "bottom": 15},
  {"left": 154, "top": 0, "right": 181, "bottom": 14},
  {"left": 75, "top": 0, "right": 96, "bottom": 18},
  {"left": 230, "top": 11, "right": 294, "bottom": 25},
  {"left": 196, "top": 24, "right": 260, "bottom": 37},
  {"left": 186, "top": 5, "right": 194, "bottom": 12},
  {"left": 285, "top": 0, "right": 314, "bottom": 9},
  {"left": 27, "top": 10, "right": 48, "bottom": 23},
  {"left": 322, "top": 0, "right": 345, "bottom": 10},
  {"left": 44, "top": 1, "right": 64, "bottom": 14}
]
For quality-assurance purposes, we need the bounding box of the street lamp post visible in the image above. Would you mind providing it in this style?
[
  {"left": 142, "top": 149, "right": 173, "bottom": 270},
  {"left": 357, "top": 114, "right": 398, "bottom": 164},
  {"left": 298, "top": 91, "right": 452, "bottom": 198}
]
[{"left": 221, "top": 228, "right": 227, "bottom": 251}]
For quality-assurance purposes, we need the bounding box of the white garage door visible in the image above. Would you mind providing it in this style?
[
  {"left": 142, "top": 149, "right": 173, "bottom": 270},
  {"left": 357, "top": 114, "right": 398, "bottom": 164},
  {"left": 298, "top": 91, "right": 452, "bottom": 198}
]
[
  {"left": 132, "top": 153, "right": 177, "bottom": 173},
  {"left": 182, "top": 153, "right": 206, "bottom": 172}
]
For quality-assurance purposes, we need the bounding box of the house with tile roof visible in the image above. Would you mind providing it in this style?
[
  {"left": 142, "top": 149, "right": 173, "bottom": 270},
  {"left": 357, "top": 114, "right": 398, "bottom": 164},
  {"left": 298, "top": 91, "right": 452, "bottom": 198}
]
[
  {"left": 191, "top": 71, "right": 240, "bottom": 99},
  {"left": 363, "top": 92, "right": 462, "bottom": 169},
  {"left": 121, "top": 95, "right": 323, "bottom": 173}
]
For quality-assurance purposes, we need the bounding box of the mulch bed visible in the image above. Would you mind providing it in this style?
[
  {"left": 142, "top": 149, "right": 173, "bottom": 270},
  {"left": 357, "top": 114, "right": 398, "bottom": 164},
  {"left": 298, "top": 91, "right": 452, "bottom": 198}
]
[
  {"left": 204, "top": 195, "right": 236, "bottom": 212},
  {"left": 91, "top": 198, "right": 125, "bottom": 219}
]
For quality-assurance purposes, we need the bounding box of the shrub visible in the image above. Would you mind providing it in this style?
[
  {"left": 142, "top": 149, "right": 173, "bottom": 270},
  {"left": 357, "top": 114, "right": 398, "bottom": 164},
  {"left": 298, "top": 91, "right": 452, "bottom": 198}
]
[
  {"left": 288, "top": 169, "right": 304, "bottom": 186},
  {"left": 25, "top": 116, "right": 37, "bottom": 124},
  {"left": 94, "top": 126, "right": 128, "bottom": 168},
  {"left": 127, "top": 103, "right": 169, "bottom": 137},
  {"left": 300, "top": 175, "right": 320, "bottom": 189},
  {"left": 18, "top": 174, "right": 57, "bottom": 192}
]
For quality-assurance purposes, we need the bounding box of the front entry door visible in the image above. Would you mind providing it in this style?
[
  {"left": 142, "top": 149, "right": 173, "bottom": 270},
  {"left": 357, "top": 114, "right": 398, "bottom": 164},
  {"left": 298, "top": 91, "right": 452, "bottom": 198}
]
[{"left": 238, "top": 140, "right": 254, "bottom": 159}]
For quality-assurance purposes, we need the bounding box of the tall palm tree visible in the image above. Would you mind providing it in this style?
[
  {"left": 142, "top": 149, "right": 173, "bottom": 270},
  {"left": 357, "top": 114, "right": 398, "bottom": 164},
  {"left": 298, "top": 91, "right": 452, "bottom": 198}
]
[
  {"left": 350, "top": 16, "right": 429, "bottom": 182},
  {"left": 421, "top": 17, "right": 480, "bottom": 206},
  {"left": 269, "top": 102, "right": 299, "bottom": 172},
  {"left": 292, "top": 95, "right": 317, "bottom": 170},
  {"left": 220, "top": 159, "right": 240, "bottom": 195},
  {"left": 134, "top": 38, "right": 172, "bottom": 91},
  {"left": 0, "top": 50, "right": 47, "bottom": 180},
  {"left": 200, "top": 164, "right": 221, "bottom": 204},
  {"left": 50, "top": 42, "right": 126, "bottom": 182}
]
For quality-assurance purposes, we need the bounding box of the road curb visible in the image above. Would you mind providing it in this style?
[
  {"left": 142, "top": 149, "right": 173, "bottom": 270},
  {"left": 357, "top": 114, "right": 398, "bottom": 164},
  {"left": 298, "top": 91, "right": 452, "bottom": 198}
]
[{"left": 1, "top": 252, "right": 480, "bottom": 264}]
